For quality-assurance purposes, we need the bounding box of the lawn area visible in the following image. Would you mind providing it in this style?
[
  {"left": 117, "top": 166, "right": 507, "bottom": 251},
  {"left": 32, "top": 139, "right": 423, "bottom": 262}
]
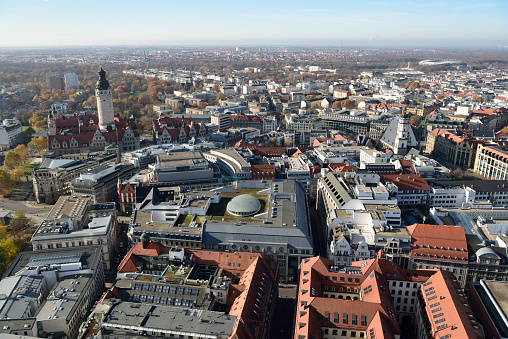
[
  {"left": 206, "top": 188, "right": 269, "bottom": 222},
  {"left": 22, "top": 126, "right": 38, "bottom": 131},
  {"left": 175, "top": 214, "right": 195, "bottom": 227},
  {"left": 23, "top": 162, "right": 40, "bottom": 176}
]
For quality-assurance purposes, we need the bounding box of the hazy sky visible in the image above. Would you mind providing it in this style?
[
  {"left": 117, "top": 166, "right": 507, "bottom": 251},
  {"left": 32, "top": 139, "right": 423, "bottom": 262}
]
[{"left": 0, "top": 0, "right": 507, "bottom": 47}]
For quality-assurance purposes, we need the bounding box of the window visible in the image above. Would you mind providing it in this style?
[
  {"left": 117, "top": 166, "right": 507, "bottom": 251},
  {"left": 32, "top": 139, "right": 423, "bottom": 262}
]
[
  {"left": 343, "top": 313, "right": 348, "bottom": 324},
  {"left": 334, "top": 313, "right": 339, "bottom": 323},
  {"left": 352, "top": 314, "right": 357, "bottom": 325},
  {"left": 361, "top": 315, "right": 366, "bottom": 326},
  {"left": 325, "top": 312, "right": 329, "bottom": 322}
]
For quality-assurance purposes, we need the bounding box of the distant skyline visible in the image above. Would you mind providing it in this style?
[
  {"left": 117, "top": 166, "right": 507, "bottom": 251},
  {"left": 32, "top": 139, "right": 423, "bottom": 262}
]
[{"left": 0, "top": 0, "right": 507, "bottom": 48}]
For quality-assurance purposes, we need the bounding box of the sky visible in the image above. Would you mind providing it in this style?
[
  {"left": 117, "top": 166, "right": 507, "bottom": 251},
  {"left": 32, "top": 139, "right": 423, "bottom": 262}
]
[{"left": 0, "top": 0, "right": 507, "bottom": 48}]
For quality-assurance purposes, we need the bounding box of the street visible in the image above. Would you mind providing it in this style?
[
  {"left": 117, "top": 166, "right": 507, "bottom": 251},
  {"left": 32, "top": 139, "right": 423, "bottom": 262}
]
[
  {"left": 309, "top": 205, "right": 326, "bottom": 257},
  {"left": 269, "top": 284, "right": 297, "bottom": 339},
  {"left": 0, "top": 195, "right": 53, "bottom": 226}
]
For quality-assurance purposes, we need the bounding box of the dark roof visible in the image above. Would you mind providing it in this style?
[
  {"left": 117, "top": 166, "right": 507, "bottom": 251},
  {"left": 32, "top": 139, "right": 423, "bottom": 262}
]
[
  {"left": 425, "top": 179, "right": 508, "bottom": 192},
  {"left": 96, "top": 67, "right": 110, "bottom": 90},
  {"left": 472, "top": 129, "right": 495, "bottom": 139}
]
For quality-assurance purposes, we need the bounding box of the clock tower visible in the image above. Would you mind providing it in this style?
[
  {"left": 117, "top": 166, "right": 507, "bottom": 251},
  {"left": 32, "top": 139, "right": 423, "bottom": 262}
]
[{"left": 95, "top": 67, "right": 115, "bottom": 131}]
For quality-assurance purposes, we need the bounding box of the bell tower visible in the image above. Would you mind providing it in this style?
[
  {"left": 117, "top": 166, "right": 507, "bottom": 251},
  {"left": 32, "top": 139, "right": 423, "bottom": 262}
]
[
  {"left": 393, "top": 113, "right": 416, "bottom": 155},
  {"left": 95, "top": 67, "right": 115, "bottom": 131}
]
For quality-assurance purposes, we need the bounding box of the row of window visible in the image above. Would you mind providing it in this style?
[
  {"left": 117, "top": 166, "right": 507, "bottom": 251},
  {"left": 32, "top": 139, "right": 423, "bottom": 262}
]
[
  {"left": 324, "top": 312, "right": 367, "bottom": 326},
  {"left": 322, "top": 328, "right": 365, "bottom": 338}
]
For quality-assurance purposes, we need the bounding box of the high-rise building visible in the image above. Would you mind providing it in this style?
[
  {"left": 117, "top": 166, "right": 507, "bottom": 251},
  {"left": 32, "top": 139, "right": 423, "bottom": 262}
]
[
  {"left": 64, "top": 72, "right": 79, "bottom": 89},
  {"left": 46, "top": 72, "right": 64, "bottom": 91},
  {"left": 95, "top": 67, "right": 115, "bottom": 131}
]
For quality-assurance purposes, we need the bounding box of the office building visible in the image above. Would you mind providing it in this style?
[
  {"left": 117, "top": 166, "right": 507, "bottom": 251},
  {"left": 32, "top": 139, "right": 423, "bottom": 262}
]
[
  {"left": 64, "top": 72, "right": 79, "bottom": 89},
  {"left": 46, "top": 72, "right": 64, "bottom": 91}
]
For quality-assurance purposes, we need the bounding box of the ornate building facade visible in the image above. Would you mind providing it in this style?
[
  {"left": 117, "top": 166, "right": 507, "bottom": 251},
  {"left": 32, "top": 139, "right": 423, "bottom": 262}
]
[{"left": 47, "top": 68, "right": 140, "bottom": 155}]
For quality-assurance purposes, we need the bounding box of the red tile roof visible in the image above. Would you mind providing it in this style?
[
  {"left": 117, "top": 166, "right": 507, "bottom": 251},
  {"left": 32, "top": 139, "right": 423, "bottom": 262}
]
[
  {"left": 117, "top": 241, "right": 172, "bottom": 273},
  {"left": 328, "top": 163, "right": 358, "bottom": 172},
  {"left": 252, "top": 147, "right": 286, "bottom": 157},
  {"left": 229, "top": 114, "right": 263, "bottom": 122},
  {"left": 407, "top": 224, "right": 468, "bottom": 262},
  {"left": 187, "top": 250, "right": 278, "bottom": 339},
  {"left": 420, "top": 270, "right": 483, "bottom": 339},
  {"left": 294, "top": 257, "right": 402, "bottom": 339},
  {"left": 380, "top": 174, "right": 430, "bottom": 191}
]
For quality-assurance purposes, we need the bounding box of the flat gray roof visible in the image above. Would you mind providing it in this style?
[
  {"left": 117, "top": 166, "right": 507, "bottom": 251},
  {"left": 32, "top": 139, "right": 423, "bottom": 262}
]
[
  {"left": 103, "top": 301, "right": 236, "bottom": 337},
  {"left": 2, "top": 246, "right": 102, "bottom": 279},
  {"left": 0, "top": 276, "right": 45, "bottom": 319},
  {"left": 36, "top": 274, "right": 92, "bottom": 322},
  {"left": 0, "top": 318, "right": 37, "bottom": 334}
]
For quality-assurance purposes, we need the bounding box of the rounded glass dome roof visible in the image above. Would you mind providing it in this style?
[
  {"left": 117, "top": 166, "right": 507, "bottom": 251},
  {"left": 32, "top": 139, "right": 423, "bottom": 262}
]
[{"left": 227, "top": 194, "right": 262, "bottom": 217}]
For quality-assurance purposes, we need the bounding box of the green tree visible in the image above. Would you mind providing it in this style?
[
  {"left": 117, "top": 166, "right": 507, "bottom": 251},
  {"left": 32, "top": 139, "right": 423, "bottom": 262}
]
[
  {"left": 0, "top": 238, "right": 19, "bottom": 276},
  {"left": 10, "top": 210, "right": 27, "bottom": 236},
  {"left": 4, "top": 151, "right": 21, "bottom": 170},
  {"left": 0, "top": 220, "right": 6, "bottom": 239},
  {"left": 28, "top": 136, "right": 47, "bottom": 155},
  {"left": 14, "top": 144, "right": 30, "bottom": 162},
  {"left": 0, "top": 169, "right": 13, "bottom": 197},
  {"left": 410, "top": 115, "right": 422, "bottom": 127},
  {"left": 29, "top": 111, "right": 46, "bottom": 127}
]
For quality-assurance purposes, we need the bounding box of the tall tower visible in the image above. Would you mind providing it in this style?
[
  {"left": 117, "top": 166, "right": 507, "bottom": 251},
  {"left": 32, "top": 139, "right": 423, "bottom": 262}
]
[
  {"left": 393, "top": 113, "right": 414, "bottom": 155},
  {"left": 95, "top": 67, "right": 115, "bottom": 131},
  {"left": 48, "top": 106, "right": 57, "bottom": 136}
]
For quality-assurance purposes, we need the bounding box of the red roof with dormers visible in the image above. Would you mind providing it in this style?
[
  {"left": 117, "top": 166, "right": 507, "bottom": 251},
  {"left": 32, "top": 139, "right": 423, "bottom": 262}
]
[
  {"left": 328, "top": 163, "right": 358, "bottom": 172},
  {"left": 294, "top": 257, "right": 407, "bottom": 339},
  {"left": 480, "top": 145, "right": 508, "bottom": 162},
  {"left": 54, "top": 115, "right": 99, "bottom": 132},
  {"left": 153, "top": 116, "right": 207, "bottom": 140},
  {"left": 252, "top": 147, "right": 286, "bottom": 157},
  {"left": 471, "top": 108, "right": 495, "bottom": 116},
  {"left": 187, "top": 250, "right": 278, "bottom": 339},
  {"left": 380, "top": 174, "right": 430, "bottom": 192},
  {"left": 234, "top": 140, "right": 259, "bottom": 149},
  {"left": 407, "top": 224, "right": 468, "bottom": 262},
  {"left": 49, "top": 115, "right": 138, "bottom": 150},
  {"left": 419, "top": 270, "right": 483, "bottom": 339},
  {"left": 229, "top": 114, "right": 264, "bottom": 122},
  {"left": 251, "top": 164, "right": 275, "bottom": 175}
]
